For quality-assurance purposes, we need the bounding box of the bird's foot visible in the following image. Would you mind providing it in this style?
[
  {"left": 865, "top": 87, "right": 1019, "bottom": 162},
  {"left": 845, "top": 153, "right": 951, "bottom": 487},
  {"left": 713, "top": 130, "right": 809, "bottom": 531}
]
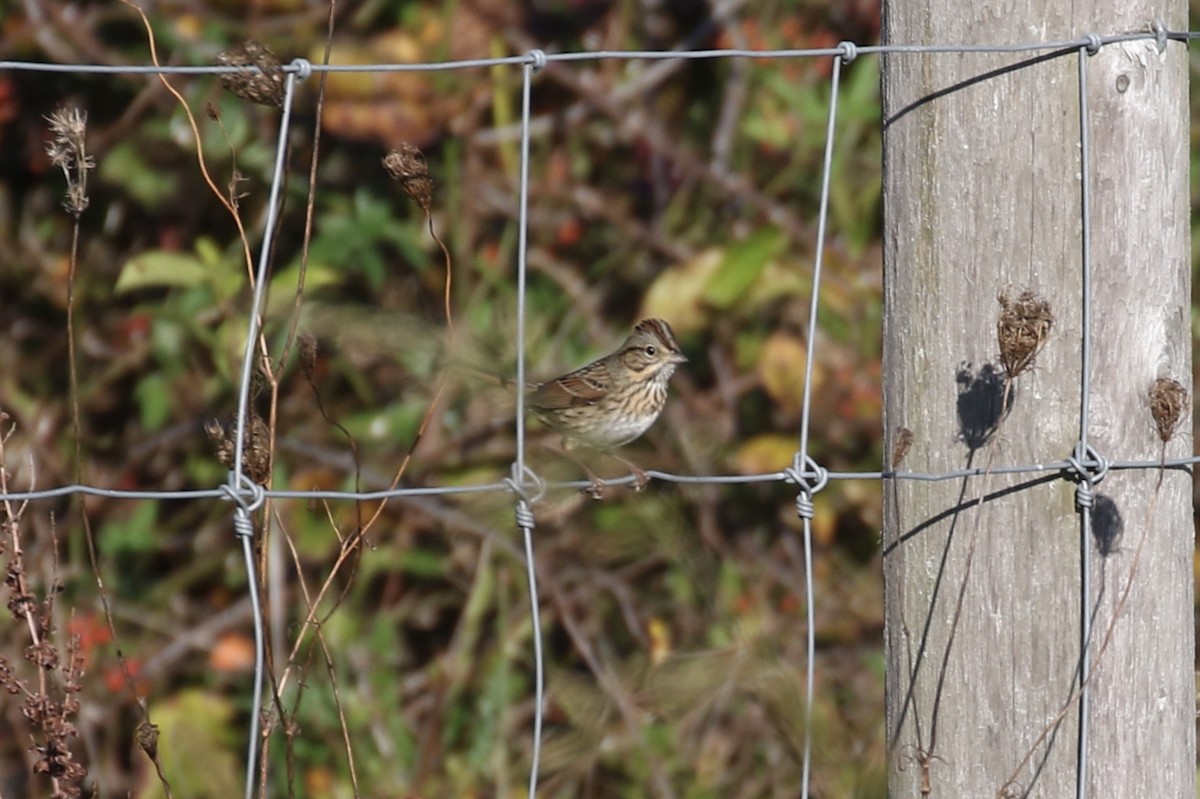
[
  {"left": 631, "top": 466, "right": 650, "bottom": 492},
  {"left": 583, "top": 476, "right": 606, "bottom": 500}
]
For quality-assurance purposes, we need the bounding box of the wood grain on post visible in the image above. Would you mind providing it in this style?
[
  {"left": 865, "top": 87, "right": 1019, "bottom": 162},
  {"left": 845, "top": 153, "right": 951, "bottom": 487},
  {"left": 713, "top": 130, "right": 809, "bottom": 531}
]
[{"left": 880, "top": 5, "right": 1192, "bottom": 797}]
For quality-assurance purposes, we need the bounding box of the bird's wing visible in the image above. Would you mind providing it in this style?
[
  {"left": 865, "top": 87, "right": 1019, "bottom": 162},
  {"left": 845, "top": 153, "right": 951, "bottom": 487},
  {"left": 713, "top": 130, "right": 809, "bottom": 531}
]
[{"left": 529, "top": 370, "right": 608, "bottom": 409}]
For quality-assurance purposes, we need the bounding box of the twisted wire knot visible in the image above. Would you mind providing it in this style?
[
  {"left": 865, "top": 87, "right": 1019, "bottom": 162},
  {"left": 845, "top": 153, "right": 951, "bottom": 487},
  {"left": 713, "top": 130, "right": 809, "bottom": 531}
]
[
  {"left": 232, "top": 507, "right": 256, "bottom": 539},
  {"left": 528, "top": 49, "right": 547, "bottom": 73},
  {"left": 506, "top": 463, "right": 547, "bottom": 506},
  {"left": 785, "top": 454, "right": 828, "bottom": 521},
  {"left": 221, "top": 473, "right": 264, "bottom": 540},
  {"left": 1064, "top": 442, "right": 1109, "bottom": 513},
  {"left": 514, "top": 500, "right": 536, "bottom": 530},
  {"left": 839, "top": 41, "right": 859, "bottom": 64},
  {"left": 289, "top": 58, "right": 312, "bottom": 81},
  {"left": 1084, "top": 33, "right": 1102, "bottom": 56},
  {"left": 220, "top": 472, "right": 266, "bottom": 514}
]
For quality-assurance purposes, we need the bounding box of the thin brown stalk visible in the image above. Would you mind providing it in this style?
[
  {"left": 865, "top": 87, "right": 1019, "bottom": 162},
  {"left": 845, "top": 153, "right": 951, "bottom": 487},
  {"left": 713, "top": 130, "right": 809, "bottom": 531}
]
[
  {"left": 119, "top": 1, "right": 255, "bottom": 283},
  {"left": 272, "top": 506, "right": 362, "bottom": 798},
  {"left": 278, "top": 0, "right": 337, "bottom": 370}
]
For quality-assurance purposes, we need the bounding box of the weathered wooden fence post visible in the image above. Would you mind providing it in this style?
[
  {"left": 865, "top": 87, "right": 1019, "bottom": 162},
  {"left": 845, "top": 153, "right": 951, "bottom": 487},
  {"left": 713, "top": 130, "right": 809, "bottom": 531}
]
[{"left": 880, "top": 5, "right": 1193, "bottom": 796}]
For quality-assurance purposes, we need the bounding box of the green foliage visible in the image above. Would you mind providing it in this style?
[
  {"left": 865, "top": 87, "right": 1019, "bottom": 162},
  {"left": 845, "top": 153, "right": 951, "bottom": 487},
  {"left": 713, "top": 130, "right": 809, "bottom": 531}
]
[
  {"left": 704, "top": 227, "right": 786, "bottom": 309},
  {"left": 99, "top": 501, "right": 159, "bottom": 557},
  {"left": 0, "top": 1, "right": 894, "bottom": 797},
  {"left": 135, "top": 690, "right": 242, "bottom": 799}
]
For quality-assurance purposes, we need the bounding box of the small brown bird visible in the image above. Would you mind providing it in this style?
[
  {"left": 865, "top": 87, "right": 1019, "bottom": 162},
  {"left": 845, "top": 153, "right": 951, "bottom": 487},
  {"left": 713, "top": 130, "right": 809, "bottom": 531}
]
[{"left": 528, "top": 318, "right": 687, "bottom": 492}]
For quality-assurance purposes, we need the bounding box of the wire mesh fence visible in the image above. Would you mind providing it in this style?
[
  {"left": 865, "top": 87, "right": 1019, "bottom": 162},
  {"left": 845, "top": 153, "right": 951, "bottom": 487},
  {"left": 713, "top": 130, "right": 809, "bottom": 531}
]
[{"left": 0, "top": 11, "right": 1196, "bottom": 799}]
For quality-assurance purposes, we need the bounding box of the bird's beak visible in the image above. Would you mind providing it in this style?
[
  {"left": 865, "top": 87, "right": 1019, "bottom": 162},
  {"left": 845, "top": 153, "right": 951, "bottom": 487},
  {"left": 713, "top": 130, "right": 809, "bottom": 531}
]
[{"left": 670, "top": 351, "right": 689, "bottom": 364}]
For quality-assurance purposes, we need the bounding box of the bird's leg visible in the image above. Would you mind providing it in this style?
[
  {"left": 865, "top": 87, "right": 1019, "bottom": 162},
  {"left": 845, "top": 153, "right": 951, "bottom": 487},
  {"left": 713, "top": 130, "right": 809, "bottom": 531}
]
[
  {"left": 571, "top": 455, "right": 608, "bottom": 499},
  {"left": 609, "top": 452, "right": 650, "bottom": 491},
  {"left": 542, "top": 440, "right": 608, "bottom": 498},
  {"left": 582, "top": 465, "right": 608, "bottom": 500}
]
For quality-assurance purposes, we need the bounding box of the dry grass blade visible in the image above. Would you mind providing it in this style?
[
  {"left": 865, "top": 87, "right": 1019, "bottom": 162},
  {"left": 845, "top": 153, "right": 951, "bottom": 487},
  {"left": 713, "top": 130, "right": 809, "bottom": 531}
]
[
  {"left": 996, "top": 289, "right": 1054, "bottom": 379},
  {"left": 217, "top": 40, "right": 286, "bottom": 108}
]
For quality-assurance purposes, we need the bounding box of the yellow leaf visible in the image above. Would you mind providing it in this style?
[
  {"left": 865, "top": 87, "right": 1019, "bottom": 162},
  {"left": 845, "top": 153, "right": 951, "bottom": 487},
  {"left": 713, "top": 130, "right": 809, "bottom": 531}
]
[
  {"left": 758, "top": 332, "right": 822, "bottom": 412},
  {"left": 640, "top": 248, "right": 723, "bottom": 335},
  {"left": 648, "top": 617, "right": 672, "bottom": 666},
  {"left": 811, "top": 500, "right": 838, "bottom": 547},
  {"left": 732, "top": 434, "right": 797, "bottom": 474}
]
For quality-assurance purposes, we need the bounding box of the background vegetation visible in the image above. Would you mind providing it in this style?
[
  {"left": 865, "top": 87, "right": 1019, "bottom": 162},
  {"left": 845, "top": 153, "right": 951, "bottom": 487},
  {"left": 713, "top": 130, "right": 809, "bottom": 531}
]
[{"left": 0, "top": 1, "right": 1193, "bottom": 797}]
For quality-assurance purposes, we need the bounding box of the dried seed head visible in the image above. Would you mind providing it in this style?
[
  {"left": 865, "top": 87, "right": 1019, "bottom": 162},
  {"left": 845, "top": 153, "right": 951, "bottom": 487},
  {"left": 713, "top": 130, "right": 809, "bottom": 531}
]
[
  {"left": 1149, "top": 376, "right": 1187, "bottom": 443},
  {"left": 26, "top": 640, "right": 58, "bottom": 670},
  {"left": 205, "top": 419, "right": 234, "bottom": 468},
  {"left": 206, "top": 416, "right": 272, "bottom": 484},
  {"left": 383, "top": 144, "right": 434, "bottom": 212},
  {"left": 44, "top": 106, "right": 93, "bottom": 216},
  {"left": 217, "top": 40, "right": 285, "bottom": 108},
  {"left": 136, "top": 721, "right": 160, "bottom": 759},
  {"left": 891, "top": 426, "right": 914, "bottom": 469},
  {"left": 997, "top": 289, "right": 1054, "bottom": 380}
]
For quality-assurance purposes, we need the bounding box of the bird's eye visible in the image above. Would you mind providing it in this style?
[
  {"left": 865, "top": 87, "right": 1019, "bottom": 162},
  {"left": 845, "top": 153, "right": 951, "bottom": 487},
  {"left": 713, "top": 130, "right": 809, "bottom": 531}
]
[{"left": 645, "top": 345, "right": 656, "bottom": 356}]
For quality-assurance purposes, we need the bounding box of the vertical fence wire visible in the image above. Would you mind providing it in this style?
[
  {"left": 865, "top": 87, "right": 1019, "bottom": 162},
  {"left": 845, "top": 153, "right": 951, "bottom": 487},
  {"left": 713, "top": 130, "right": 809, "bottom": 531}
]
[
  {"left": 1073, "top": 41, "right": 1096, "bottom": 799},
  {"left": 791, "top": 42, "right": 849, "bottom": 799},
  {"left": 227, "top": 64, "right": 305, "bottom": 799},
  {"left": 513, "top": 50, "right": 546, "bottom": 799}
]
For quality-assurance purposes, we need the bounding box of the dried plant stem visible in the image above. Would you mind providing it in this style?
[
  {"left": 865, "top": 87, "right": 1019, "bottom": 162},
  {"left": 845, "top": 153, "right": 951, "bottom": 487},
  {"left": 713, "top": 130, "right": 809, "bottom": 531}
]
[
  {"left": 271, "top": 507, "right": 362, "bottom": 798},
  {"left": 59, "top": 156, "right": 175, "bottom": 797},
  {"left": 431, "top": 216, "right": 456, "bottom": 336},
  {"left": 119, "top": 1, "right": 255, "bottom": 284},
  {"left": 922, "top": 290, "right": 1053, "bottom": 787},
  {"left": 278, "top": 0, "right": 337, "bottom": 371}
]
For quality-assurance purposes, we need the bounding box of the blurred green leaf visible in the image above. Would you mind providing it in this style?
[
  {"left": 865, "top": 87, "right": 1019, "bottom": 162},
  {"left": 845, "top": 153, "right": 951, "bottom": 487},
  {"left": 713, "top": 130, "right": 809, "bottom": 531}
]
[
  {"left": 116, "top": 250, "right": 209, "bottom": 293},
  {"left": 134, "top": 690, "right": 240, "bottom": 799},
  {"left": 703, "top": 227, "right": 785, "bottom": 310},
  {"left": 98, "top": 501, "right": 158, "bottom": 556},
  {"left": 134, "top": 373, "right": 172, "bottom": 431},
  {"left": 99, "top": 140, "right": 178, "bottom": 206},
  {"left": 400, "top": 548, "right": 446, "bottom": 577}
]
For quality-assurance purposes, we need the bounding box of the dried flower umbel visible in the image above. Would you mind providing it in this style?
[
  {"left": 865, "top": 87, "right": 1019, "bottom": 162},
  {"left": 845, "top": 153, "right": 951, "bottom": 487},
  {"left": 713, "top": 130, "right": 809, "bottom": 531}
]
[
  {"left": 206, "top": 414, "right": 272, "bottom": 485},
  {"left": 44, "top": 107, "right": 94, "bottom": 216},
  {"left": 891, "top": 426, "right": 914, "bottom": 469},
  {"left": 217, "top": 40, "right": 285, "bottom": 108},
  {"left": 383, "top": 143, "right": 434, "bottom": 212},
  {"left": 1149, "top": 377, "right": 1187, "bottom": 444},
  {"left": 997, "top": 289, "right": 1054, "bottom": 380},
  {"left": 298, "top": 331, "right": 319, "bottom": 382}
]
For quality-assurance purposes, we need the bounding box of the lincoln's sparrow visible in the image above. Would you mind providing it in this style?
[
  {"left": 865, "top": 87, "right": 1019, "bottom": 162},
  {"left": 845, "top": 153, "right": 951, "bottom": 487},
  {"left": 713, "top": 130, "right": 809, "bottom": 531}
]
[{"left": 528, "top": 318, "right": 687, "bottom": 491}]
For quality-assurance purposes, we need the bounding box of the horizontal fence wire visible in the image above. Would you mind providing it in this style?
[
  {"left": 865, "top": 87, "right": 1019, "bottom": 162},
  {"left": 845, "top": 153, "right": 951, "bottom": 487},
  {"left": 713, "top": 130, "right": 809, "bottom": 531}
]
[
  {"left": 1, "top": 23, "right": 1194, "bottom": 799},
  {"left": 0, "top": 457, "right": 1194, "bottom": 503}
]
